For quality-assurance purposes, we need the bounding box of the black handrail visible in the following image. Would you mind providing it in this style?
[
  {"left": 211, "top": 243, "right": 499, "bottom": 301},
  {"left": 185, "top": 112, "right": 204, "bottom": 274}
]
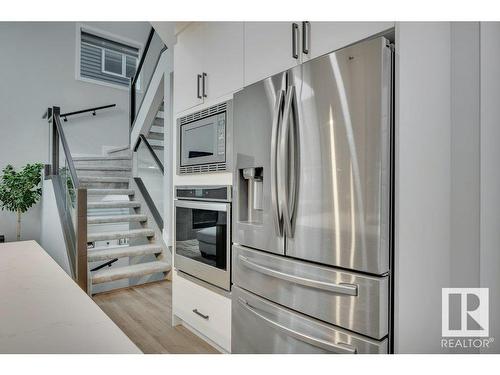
[
  {"left": 42, "top": 104, "right": 116, "bottom": 120},
  {"left": 130, "top": 27, "right": 167, "bottom": 128},
  {"left": 90, "top": 258, "right": 119, "bottom": 272},
  {"left": 61, "top": 104, "right": 116, "bottom": 121},
  {"left": 134, "top": 134, "right": 164, "bottom": 174}
]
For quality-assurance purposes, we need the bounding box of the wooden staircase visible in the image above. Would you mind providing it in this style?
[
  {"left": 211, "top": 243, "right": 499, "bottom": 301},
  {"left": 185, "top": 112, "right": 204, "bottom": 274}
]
[{"left": 73, "top": 147, "right": 170, "bottom": 294}]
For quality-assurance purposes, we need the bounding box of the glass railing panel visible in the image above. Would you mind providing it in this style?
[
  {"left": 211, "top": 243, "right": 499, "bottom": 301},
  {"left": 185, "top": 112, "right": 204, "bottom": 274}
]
[
  {"left": 136, "top": 140, "right": 164, "bottom": 218},
  {"left": 132, "top": 31, "right": 165, "bottom": 123}
]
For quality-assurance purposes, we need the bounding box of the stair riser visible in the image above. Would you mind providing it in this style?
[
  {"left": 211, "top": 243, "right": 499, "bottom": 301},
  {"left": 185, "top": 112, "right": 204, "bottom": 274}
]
[
  {"left": 87, "top": 202, "right": 140, "bottom": 209},
  {"left": 88, "top": 248, "right": 161, "bottom": 262},
  {"left": 92, "top": 264, "right": 170, "bottom": 284},
  {"left": 88, "top": 216, "right": 147, "bottom": 224},
  {"left": 147, "top": 132, "right": 164, "bottom": 141},
  {"left": 87, "top": 189, "right": 135, "bottom": 196},
  {"left": 88, "top": 232, "right": 154, "bottom": 242},
  {"left": 80, "top": 182, "right": 129, "bottom": 189}
]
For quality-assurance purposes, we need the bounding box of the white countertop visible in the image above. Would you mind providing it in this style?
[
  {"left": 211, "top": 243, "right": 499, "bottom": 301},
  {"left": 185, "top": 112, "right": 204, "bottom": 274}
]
[{"left": 0, "top": 241, "right": 142, "bottom": 354}]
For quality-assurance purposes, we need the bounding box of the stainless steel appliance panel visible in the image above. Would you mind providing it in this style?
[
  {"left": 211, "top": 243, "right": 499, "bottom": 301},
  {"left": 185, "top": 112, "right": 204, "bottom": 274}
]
[
  {"left": 233, "top": 244, "right": 388, "bottom": 339},
  {"left": 232, "top": 72, "right": 289, "bottom": 255},
  {"left": 174, "top": 199, "right": 231, "bottom": 290},
  {"left": 232, "top": 286, "right": 388, "bottom": 354},
  {"left": 286, "top": 37, "right": 392, "bottom": 275}
]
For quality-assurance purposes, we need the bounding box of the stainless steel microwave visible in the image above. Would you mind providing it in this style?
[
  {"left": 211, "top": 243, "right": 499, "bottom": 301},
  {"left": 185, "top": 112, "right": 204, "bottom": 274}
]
[{"left": 177, "top": 100, "right": 232, "bottom": 174}]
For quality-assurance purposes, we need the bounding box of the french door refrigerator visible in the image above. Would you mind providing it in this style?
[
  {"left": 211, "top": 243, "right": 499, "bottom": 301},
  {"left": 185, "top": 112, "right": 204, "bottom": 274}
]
[{"left": 231, "top": 36, "right": 393, "bottom": 354}]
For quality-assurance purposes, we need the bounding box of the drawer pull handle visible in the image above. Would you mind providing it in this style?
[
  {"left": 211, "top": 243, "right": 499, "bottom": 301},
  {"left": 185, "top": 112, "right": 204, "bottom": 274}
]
[
  {"left": 238, "top": 297, "right": 357, "bottom": 354},
  {"left": 193, "top": 308, "right": 209, "bottom": 320},
  {"left": 238, "top": 255, "right": 358, "bottom": 296}
]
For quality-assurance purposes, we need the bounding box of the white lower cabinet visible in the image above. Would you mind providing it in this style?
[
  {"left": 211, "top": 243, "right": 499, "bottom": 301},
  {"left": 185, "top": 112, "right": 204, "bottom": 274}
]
[{"left": 172, "top": 270, "right": 231, "bottom": 352}]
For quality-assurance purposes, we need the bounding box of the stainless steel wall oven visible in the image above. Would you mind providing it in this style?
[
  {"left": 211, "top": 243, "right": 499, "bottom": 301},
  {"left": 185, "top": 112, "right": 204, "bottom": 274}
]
[{"left": 174, "top": 186, "right": 232, "bottom": 290}]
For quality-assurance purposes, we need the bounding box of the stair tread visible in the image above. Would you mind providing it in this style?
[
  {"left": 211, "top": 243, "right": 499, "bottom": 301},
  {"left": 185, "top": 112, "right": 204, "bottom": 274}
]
[
  {"left": 87, "top": 201, "right": 140, "bottom": 209},
  {"left": 76, "top": 165, "right": 132, "bottom": 171},
  {"left": 73, "top": 155, "right": 132, "bottom": 161},
  {"left": 88, "top": 244, "right": 162, "bottom": 262},
  {"left": 92, "top": 261, "right": 171, "bottom": 284},
  {"left": 87, "top": 228, "right": 155, "bottom": 242},
  {"left": 79, "top": 176, "right": 130, "bottom": 182},
  {"left": 87, "top": 189, "right": 135, "bottom": 195},
  {"left": 87, "top": 214, "right": 147, "bottom": 224}
]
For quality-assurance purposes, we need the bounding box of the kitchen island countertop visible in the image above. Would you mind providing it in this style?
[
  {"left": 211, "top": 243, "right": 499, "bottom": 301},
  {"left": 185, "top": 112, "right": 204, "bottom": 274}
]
[{"left": 0, "top": 240, "right": 141, "bottom": 354}]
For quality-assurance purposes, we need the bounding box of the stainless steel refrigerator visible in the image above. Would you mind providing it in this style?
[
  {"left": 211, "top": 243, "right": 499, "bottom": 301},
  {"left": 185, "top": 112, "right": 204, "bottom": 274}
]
[{"left": 231, "top": 36, "right": 393, "bottom": 354}]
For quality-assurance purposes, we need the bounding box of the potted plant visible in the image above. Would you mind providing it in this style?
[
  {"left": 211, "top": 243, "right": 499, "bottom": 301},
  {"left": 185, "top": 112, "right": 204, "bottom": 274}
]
[{"left": 0, "top": 163, "right": 43, "bottom": 241}]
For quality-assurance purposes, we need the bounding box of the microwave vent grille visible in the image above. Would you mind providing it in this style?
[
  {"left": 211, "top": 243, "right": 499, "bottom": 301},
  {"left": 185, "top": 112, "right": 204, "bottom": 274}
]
[
  {"left": 179, "top": 163, "right": 227, "bottom": 174},
  {"left": 179, "top": 102, "right": 228, "bottom": 125}
]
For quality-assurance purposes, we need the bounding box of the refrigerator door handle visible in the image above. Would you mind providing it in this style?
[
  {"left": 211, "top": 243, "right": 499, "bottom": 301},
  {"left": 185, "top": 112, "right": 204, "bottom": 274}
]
[
  {"left": 291, "top": 23, "right": 299, "bottom": 59},
  {"left": 280, "top": 85, "right": 299, "bottom": 238},
  {"left": 271, "top": 89, "right": 285, "bottom": 237},
  {"left": 238, "top": 297, "right": 358, "bottom": 354},
  {"left": 238, "top": 255, "right": 358, "bottom": 296}
]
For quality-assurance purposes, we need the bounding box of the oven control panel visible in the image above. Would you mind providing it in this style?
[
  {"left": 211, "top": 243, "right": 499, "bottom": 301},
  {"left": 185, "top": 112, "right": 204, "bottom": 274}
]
[{"left": 175, "top": 185, "right": 232, "bottom": 202}]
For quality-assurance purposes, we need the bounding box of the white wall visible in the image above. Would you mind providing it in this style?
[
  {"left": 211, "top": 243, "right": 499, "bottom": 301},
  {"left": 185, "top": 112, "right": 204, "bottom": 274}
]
[
  {"left": 480, "top": 21, "right": 500, "bottom": 353},
  {"left": 395, "top": 21, "right": 500, "bottom": 354},
  {"left": 0, "top": 22, "right": 149, "bottom": 243},
  {"left": 394, "top": 22, "right": 452, "bottom": 353},
  {"left": 39, "top": 178, "right": 72, "bottom": 275}
]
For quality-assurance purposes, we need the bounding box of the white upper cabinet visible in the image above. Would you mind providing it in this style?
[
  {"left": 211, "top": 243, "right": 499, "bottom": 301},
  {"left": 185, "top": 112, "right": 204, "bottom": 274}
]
[
  {"left": 203, "top": 22, "right": 244, "bottom": 102},
  {"left": 174, "top": 22, "right": 395, "bottom": 112},
  {"left": 243, "top": 21, "right": 395, "bottom": 87},
  {"left": 174, "top": 22, "right": 244, "bottom": 115},
  {"left": 244, "top": 22, "right": 301, "bottom": 86},
  {"left": 302, "top": 22, "right": 395, "bottom": 61},
  {"left": 174, "top": 22, "right": 204, "bottom": 114}
]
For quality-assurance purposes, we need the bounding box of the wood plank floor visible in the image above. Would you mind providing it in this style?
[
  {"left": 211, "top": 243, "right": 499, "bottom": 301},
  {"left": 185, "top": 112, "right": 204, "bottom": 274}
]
[{"left": 93, "top": 280, "right": 219, "bottom": 354}]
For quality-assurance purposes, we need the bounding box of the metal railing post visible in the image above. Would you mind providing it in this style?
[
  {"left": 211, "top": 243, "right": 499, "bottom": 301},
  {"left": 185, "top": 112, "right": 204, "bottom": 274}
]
[
  {"left": 52, "top": 106, "right": 60, "bottom": 174},
  {"left": 130, "top": 77, "right": 135, "bottom": 129}
]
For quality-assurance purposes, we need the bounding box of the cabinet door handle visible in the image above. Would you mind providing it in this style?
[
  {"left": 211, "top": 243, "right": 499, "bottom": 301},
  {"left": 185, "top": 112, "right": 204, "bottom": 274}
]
[
  {"left": 291, "top": 23, "right": 299, "bottom": 59},
  {"left": 202, "top": 72, "right": 208, "bottom": 98},
  {"left": 197, "top": 74, "right": 202, "bottom": 99},
  {"left": 193, "top": 308, "right": 209, "bottom": 320},
  {"left": 302, "top": 21, "right": 310, "bottom": 54}
]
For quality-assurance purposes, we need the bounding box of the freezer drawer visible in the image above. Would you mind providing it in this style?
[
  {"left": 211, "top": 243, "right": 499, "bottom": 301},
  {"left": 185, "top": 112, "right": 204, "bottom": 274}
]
[
  {"left": 232, "top": 286, "right": 388, "bottom": 354},
  {"left": 232, "top": 244, "right": 389, "bottom": 339}
]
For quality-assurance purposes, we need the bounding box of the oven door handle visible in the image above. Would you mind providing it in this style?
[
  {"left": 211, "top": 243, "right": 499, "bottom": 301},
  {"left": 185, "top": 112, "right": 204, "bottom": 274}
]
[
  {"left": 174, "top": 199, "right": 229, "bottom": 211},
  {"left": 238, "top": 255, "right": 358, "bottom": 296},
  {"left": 238, "top": 297, "right": 357, "bottom": 354}
]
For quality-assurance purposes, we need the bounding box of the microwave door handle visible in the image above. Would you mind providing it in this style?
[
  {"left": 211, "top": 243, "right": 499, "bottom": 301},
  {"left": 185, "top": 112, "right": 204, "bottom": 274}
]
[
  {"left": 271, "top": 89, "right": 285, "bottom": 237},
  {"left": 238, "top": 297, "right": 357, "bottom": 354},
  {"left": 197, "top": 74, "right": 202, "bottom": 99}
]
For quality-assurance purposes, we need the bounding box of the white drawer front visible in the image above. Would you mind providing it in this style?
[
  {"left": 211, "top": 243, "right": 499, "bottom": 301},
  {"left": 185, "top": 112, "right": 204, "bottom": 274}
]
[{"left": 173, "top": 271, "right": 231, "bottom": 351}]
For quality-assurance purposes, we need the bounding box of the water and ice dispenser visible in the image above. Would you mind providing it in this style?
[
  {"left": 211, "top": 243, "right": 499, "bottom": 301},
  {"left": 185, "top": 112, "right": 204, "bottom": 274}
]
[{"left": 238, "top": 167, "right": 263, "bottom": 224}]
